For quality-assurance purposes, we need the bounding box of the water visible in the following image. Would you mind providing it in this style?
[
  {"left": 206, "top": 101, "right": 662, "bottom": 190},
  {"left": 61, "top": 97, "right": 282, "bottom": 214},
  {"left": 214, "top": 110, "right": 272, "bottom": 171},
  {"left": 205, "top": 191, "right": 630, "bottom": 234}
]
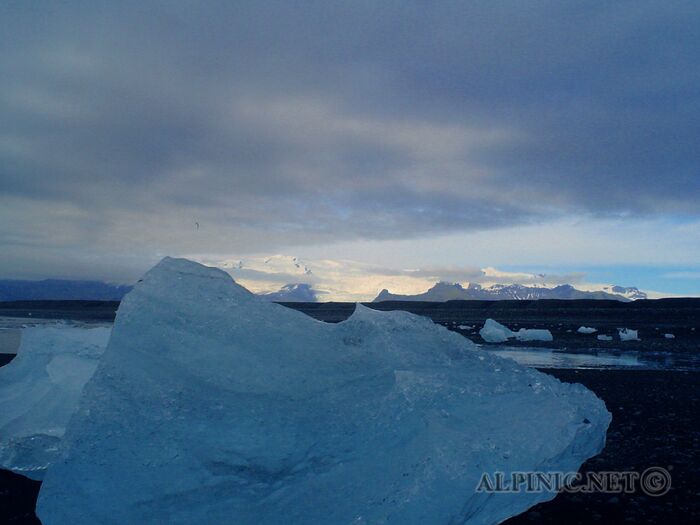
[{"left": 489, "top": 346, "right": 700, "bottom": 371}]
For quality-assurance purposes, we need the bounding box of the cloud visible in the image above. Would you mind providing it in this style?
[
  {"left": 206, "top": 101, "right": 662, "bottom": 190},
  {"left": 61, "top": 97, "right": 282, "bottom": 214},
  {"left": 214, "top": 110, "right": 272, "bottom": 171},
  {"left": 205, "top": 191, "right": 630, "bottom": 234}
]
[
  {"left": 189, "top": 253, "right": 608, "bottom": 301},
  {"left": 1, "top": 2, "right": 699, "bottom": 280}
]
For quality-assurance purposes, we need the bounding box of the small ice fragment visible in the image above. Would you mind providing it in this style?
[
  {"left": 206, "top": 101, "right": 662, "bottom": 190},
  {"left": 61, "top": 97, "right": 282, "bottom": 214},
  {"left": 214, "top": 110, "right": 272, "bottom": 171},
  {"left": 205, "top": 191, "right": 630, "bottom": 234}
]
[
  {"left": 618, "top": 328, "right": 640, "bottom": 341},
  {"left": 664, "top": 333, "right": 675, "bottom": 339},
  {"left": 577, "top": 326, "right": 597, "bottom": 334},
  {"left": 480, "top": 320, "right": 553, "bottom": 342},
  {"left": 597, "top": 335, "right": 613, "bottom": 341}
]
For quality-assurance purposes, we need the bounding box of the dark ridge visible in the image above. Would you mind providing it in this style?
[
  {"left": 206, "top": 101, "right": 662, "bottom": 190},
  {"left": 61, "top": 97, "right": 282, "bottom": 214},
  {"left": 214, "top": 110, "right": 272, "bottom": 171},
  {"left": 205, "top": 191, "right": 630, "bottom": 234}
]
[
  {"left": 0, "top": 300, "right": 120, "bottom": 321},
  {"left": 2, "top": 298, "right": 700, "bottom": 325}
]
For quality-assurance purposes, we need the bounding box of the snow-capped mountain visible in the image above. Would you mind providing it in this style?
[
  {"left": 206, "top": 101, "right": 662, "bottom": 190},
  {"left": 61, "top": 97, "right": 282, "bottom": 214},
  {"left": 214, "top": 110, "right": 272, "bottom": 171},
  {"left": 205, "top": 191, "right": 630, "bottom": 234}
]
[
  {"left": 258, "top": 284, "right": 319, "bottom": 302},
  {"left": 373, "top": 282, "right": 647, "bottom": 302},
  {"left": 599, "top": 285, "right": 647, "bottom": 301}
]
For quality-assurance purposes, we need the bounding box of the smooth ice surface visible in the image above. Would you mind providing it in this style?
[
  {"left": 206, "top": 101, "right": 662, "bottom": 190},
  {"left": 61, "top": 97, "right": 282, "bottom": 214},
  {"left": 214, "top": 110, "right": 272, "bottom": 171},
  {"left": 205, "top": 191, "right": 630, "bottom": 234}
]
[
  {"left": 0, "top": 325, "right": 110, "bottom": 479},
  {"left": 618, "top": 328, "right": 640, "bottom": 341},
  {"left": 577, "top": 326, "right": 598, "bottom": 334},
  {"left": 38, "top": 258, "right": 610, "bottom": 525},
  {"left": 480, "top": 319, "right": 553, "bottom": 343}
]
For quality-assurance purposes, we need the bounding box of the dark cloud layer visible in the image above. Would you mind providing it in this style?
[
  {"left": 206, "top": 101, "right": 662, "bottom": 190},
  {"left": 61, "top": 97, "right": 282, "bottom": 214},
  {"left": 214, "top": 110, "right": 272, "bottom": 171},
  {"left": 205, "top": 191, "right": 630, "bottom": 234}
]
[{"left": 1, "top": 1, "right": 699, "bottom": 279}]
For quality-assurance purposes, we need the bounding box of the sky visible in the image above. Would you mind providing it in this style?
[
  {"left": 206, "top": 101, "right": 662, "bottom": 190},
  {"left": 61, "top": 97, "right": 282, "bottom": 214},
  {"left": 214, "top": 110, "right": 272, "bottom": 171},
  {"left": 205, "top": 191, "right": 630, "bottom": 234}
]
[{"left": 1, "top": 1, "right": 700, "bottom": 298}]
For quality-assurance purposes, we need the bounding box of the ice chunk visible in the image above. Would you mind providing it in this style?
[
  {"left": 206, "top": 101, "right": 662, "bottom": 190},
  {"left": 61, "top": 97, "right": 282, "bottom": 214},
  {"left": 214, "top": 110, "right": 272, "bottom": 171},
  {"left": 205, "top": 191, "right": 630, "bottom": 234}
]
[
  {"left": 38, "top": 258, "right": 610, "bottom": 525},
  {"left": 577, "top": 326, "right": 598, "bottom": 334},
  {"left": 0, "top": 325, "right": 110, "bottom": 480},
  {"left": 618, "top": 328, "right": 640, "bottom": 341},
  {"left": 664, "top": 333, "right": 675, "bottom": 339},
  {"left": 479, "top": 318, "right": 515, "bottom": 342},
  {"left": 480, "top": 319, "right": 553, "bottom": 343},
  {"left": 597, "top": 334, "right": 613, "bottom": 341},
  {"left": 515, "top": 328, "right": 554, "bottom": 342}
]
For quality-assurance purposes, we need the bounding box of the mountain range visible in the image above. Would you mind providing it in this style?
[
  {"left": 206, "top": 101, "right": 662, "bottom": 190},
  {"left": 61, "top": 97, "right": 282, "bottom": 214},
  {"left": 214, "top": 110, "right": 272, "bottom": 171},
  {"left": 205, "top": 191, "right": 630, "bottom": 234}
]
[
  {"left": 258, "top": 284, "right": 318, "bottom": 302},
  {"left": 373, "top": 282, "right": 646, "bottom": 302},
  {"left": 0, "top": 278, "right": 646, "bottom": 303},
  {"left": 0, "top": 279, "right": 133, "bottom": 302}
]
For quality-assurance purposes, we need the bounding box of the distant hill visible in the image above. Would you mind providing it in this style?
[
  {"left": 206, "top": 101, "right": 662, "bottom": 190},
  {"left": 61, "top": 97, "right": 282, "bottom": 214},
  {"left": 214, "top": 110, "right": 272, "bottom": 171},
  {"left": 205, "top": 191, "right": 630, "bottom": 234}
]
[
  {"left": 373, "top": 282, "right": 646, "bottom": 302},
  {"left": 0, "top": 279, "right": 133, "bottom": 301},
  {"left": 258, "top": 283, "right": 319, "bottom": 302}
]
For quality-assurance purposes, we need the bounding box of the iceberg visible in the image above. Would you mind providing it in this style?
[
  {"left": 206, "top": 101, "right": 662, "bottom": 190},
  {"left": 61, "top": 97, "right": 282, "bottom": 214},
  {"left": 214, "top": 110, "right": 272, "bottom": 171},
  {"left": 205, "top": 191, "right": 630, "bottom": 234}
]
[
  {"left": 0, "top": 325, "right": 110, "bottom": 480},
  {"left": 618, "top": 328, "right": 640, "bottom": 341},
  {"left": 37, "top": 258, "right": 610, "bottom": 525},
  {"left": 479, "top": 319, "right": 553, "bottom": 343},
  {"left": 577, "top": 326, "right": 597, "bottom": 334}
]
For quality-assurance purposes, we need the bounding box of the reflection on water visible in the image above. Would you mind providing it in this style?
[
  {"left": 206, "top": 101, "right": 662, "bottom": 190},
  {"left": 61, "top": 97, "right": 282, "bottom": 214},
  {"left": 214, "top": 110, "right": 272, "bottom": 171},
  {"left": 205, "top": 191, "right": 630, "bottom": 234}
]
[{"left": 490, "top": 347, "right": 700, "bottom": 371}]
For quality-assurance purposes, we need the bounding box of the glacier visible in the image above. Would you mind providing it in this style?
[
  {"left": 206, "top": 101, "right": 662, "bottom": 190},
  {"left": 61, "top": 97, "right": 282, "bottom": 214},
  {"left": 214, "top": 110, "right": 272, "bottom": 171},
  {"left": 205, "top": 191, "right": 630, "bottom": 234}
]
[
  {"left": 0, "top": 324, "right": 110, "bottom": 480},
  {"left": 37, "top": 258, "right": 610, "bottom": 524}
]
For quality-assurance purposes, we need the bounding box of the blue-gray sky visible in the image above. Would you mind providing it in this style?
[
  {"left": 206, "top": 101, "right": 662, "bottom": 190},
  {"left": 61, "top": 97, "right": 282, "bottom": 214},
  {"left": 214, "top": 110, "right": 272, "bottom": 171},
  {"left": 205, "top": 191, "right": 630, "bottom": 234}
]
[{"left": 1, "top": 1, "right": 700, "bottom": 296}]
